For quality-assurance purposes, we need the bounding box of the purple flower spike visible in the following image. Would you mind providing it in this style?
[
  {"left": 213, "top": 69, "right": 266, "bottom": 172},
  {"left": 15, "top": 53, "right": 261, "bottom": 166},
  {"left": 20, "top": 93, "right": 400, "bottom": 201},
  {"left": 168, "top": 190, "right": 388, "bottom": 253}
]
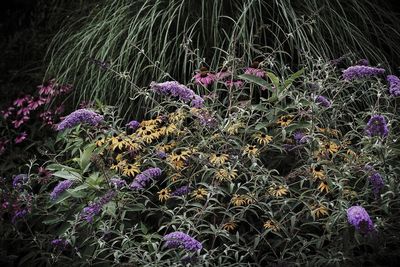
[
  {"left": 12, "top": 174, "right": 28, "bottom": 188},
  {"left": 80, "top": 190, "right": 116, "bottom": 223},
  {"left": 110, "top": 177, "right": 127, "bottom": 189},
  {"left": 129, "top": 167, "right": 162, "bottom": 190},
  {"left": 150, "top": 81, "right": 204, "bottom": 108},
  {"left": 342, "top": 65, "right": 385, "bottom": 80},
  {"left": 50, "top": 180, "right": 74, "bottom": 200},
  {"left": 365, "top": 115, "right": 389, "bottom": 138},
  {"left": 163, "top": 231, "right": 202, "bottom": 252},
  {"left": 369, "top": 172, "right": 384, "bottom": 198},
  {"left": 387, "top": 75, "right": 400, "bottom": 97},
  {"left": 57, "top": 109, "right": 103, "bottom": 131},
  {"left": 51, "top": 238, "right": 69, "bottom": 250},
  {"left": 126, "top": 120, "right": 140, "bottom": 131},
  {"left": 347, "top": 205, "right": 374, "bottom": 234},
  {"left": 172, "top": 185, "right": 191, "bottom": 196},
  {"left": 315, "top": 95, "right": 331, "bottom": 108}
]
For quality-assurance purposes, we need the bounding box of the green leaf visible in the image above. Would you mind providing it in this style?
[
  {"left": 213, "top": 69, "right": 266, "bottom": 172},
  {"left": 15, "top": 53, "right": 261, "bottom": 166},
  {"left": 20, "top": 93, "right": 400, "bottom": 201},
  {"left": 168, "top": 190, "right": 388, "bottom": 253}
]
[
  {"left": 266, "top": 72, "right": 280, "bottom": 89},
  {"left": 79, "top": 144, "right": 96, "bottom": 171},
  {"left": 238, "top": 74, "right": 271, "bottom": 91},
  {"left": 53, "top": 170, "right": 82, "bottom": 181},
  {"left": 284, "top": 68, "right": 304, "bottom": 88}
]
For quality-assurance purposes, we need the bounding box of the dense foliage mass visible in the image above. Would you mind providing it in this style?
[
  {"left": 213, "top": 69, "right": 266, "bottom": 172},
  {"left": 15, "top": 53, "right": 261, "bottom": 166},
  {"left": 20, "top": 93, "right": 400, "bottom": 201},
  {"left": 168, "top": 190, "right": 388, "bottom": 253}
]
[{"left": 1, "top": 57, "right": 400, "bottom": 266}]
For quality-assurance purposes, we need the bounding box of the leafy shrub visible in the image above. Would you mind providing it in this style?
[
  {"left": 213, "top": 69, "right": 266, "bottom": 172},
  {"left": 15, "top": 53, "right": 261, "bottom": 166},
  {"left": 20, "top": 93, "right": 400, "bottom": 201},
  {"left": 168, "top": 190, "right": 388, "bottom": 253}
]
[{"left": 3, "top": 57, "right": 400, "bottom": 266}]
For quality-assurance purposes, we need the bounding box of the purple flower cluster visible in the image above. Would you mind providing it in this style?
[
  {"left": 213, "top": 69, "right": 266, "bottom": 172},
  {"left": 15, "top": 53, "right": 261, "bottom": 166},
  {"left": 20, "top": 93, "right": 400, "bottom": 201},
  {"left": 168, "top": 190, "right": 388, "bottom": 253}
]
[
  {"left": 57, "top": 109, "right": 103, "bottom": 131},
  {"left": 126, "top": 120, "right": 140, "bottom": 131},
  {"left": 315, "top": 95, "right": 331, "bottom": 108},
  {"left": 387, "top": 75, "right": 400, "bottom": 97},
  {"left": 80, "top": 190, "right": 116, "bottom": 223},
  {"left": 150, "top": 81, "right": 204, "bottom": 108},
  {"left": 110, "top": 177, "right": 127, "bottom": 189},
  {"left": 50, "top": 180, "right": 74, "bottom": 201},
  {"left": 347, "top": 205, "right": 374, "bottom": 234},
  {"left": 130, "top": 167, "right": 162, "bottom": 190},
  {"left": 12, "top": 208, "right": 29, "bottom": 223},
  {"left": 342, "top": 65, "right": 385, "bottom": 80},
  {"left": 12, "top": 174, "right": 28, "bottom": 189},
  {"left": 163, "top": 231, "right": 202, "bottom": 252},
  {"left": 365, "top": 115, "right": 389, "bottom": 137},
  {"left": 172, "top": 185, "right": 191, "bottom": 196},
  {"left": 293, "top": 131, "right": 308, "bottom": 144},
  {"left": 369, "top": 172, "right": 384, "bottom": 198},
  {"left": 155, "top": 150, "right": 167, "bottom": 159},
  {"left": 51, "top": 238, "right": 69, "bottom": 250}
]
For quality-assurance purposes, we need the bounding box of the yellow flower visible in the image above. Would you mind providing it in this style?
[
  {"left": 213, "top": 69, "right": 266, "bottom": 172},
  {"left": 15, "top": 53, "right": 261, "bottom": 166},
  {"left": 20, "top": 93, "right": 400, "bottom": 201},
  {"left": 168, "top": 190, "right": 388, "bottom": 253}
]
[
  {"left": 169, "top": 110, "right": 187, "bottom": 123},
  {"left": 168, "top": 159, "right": 186, "bottom": 170},
  {"left": 209, "top": 153, "right": 229, "bottom": 165},
  {"left": 222, "top": 221, "right": 237, "bottom": 231},
  {"left": 225, "top": 122, "right": 244, "bottom": 135},
  {"left": 311, "top": 165, "right": 325, "bottom": 180},
  {"left": 317, "top": 181, "right": 329, "bottom": 193},
  {"left": 321, "top": 141, "right": 339, "bottom": 154},
  {"left": 254, "top": 133, "right": 273, "bottom": 146},
  {"left": 243, "top": 145, "right": 259, "bottom": 157},
  {"left": 158, "top": 188, "right": 171, "bottom": 202},
  {"left": 316, "top": 127, "right": 341, "bottom": 138},
  {"left": 110, "top": 135, "right": 126, "bottom": 151},
  {"left": 191, "top": 188, "right": 208, "bottom": 199},
  {"left": 215, "top": 168, "right": 238, "bottom": 182},
  {"left": 231, "top": 194, "right": 247, "bottom": 206},
  {"left": 140, "top": 118, "right": 162, "bottom": 127},
  {"left": 263, "top": 220, "right": 280, "bottom": 232},
  {"left": 267, "top": 185, "right": 289, "bottom": 197},
  {"left": 311, "top": 203, "right": 329, "bottom": 218},
  {"left": 110, "top": 160, "right": 126, "bottom": 172},
  {"left": 140, "top": 130, "right": 157, "bottom": 143},
  {"left": 136, "top": 125, "right": 156, "bottom": 136},
  {"left": 169, "top": 173, "right": 183, "bottom": 182},
  {"left": 277, "top": 115, "right": 294, "bottom": 127},
  {"left": 156, "top": 142, "right": 176, "bottom": 153},
  {"left": 122, "top": 162, "right": 141, "bottom": 177},
  {"left": 343, "top": 189, "right": 357, "bottom": 199},
  {"left": 164, "top": 123, "right": 178, "bottom": 135},
  {"left": 115, "top": 153, "right": 124, "bottom": 162},
  {"left": 95, "top": 136, "right": 106, "bottom": 147},
  {"left": 169, "top": 150, "right": 191, "bottom": 162},
  {"left": 124, "top": 140, "right": 142, "bottom": 152}
]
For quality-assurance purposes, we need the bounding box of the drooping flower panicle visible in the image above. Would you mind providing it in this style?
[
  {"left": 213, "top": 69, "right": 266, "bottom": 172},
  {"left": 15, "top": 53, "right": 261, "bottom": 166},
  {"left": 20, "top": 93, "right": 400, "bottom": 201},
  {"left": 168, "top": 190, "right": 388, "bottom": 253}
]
[
  {"left": 50, "top": 180, "right": 74, "bottom": 200},
  {"left": 57, "top": 109, "right": 103, "bottom": 131},
  {"left": 315, "top": 95, "right": 331, "bottom": 108},
  {"left": 369, "top": 172, "right": 384, "bottom": 198},
  {"left": 347, "top": 205, "right": 374, "bottom": 234},
  {"left": 130, "top": 167, "right": 162, "bottom": 189},
  {"left": 163, "top": 231, "right": 202, "bottom": 252},
  {"left": 172, "top": 185, "right": 191, "bottom": 196},
  {"left": 150, "top": 81, "right": 204, "bottom": 108},
  {"left": 387, "top": 75, "right": 400, "bottom": 97},
  {"left": 80, "top": 190, "right": 116, "bottom": 223},
  {"left": 365, "top": 115, "right": 389, "bottom": 137},
  {"left": 342, "top": 65, "right": 385, "bottom": 80}
]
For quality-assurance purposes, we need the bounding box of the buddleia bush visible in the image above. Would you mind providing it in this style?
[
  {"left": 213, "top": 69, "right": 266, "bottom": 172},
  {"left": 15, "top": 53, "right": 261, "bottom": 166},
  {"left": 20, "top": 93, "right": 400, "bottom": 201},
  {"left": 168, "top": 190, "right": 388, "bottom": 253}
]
[
  {"left": 46, "top": 0, "right": 400, "bottom": 119},
  {"left": 4, "top": 56, "right": 400, "bottom": 266}
]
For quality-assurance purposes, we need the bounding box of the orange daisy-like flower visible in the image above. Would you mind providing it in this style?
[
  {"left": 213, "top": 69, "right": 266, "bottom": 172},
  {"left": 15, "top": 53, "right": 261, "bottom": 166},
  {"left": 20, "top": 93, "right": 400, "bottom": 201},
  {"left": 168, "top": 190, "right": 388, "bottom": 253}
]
[
  {"left": 243, "top": 145, "right": 259, "bottom": 157},
  {"left": 277, "top": 115, "right": 294, "bottom": 127},
  {"left": 158, "top": 188, "right": 171, "bottom": 202}
]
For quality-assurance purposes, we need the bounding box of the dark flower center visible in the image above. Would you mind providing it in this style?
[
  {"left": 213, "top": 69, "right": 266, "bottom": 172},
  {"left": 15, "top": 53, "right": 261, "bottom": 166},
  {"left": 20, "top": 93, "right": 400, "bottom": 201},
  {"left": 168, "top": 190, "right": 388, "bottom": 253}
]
[
  {"left": 315, "top": 165, "right": 322, "bottom": 172},
  {"left": 261, "top": 134, "right": 266, "bottom": 138},
  {"left": 216, "top": 153, "right": 222, "bottom": 157},
  {"left": 251, "top": 61, "right": 260, "bottom": 68},
  {"left": 142, "top": 126, "right": 147, "bottom": 130}
]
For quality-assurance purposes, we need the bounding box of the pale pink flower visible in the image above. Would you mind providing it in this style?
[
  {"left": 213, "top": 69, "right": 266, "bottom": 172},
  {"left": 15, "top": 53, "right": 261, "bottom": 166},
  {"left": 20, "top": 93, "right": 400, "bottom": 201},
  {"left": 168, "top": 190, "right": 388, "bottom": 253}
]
[
  {"left": 215, "top": 67, "right": 231, "bottom": 80},
  {"left": 244, "top": 61, "right": 265, "bottom": 78},
  {"left": 225, "top": 80, "right": 244, "bottom": 88},
  {"left": 193, "top": 67, "right": 216, "bottom": 86},
  {"left": 15, "top": 132, "right": 27, "bottom": 144}
]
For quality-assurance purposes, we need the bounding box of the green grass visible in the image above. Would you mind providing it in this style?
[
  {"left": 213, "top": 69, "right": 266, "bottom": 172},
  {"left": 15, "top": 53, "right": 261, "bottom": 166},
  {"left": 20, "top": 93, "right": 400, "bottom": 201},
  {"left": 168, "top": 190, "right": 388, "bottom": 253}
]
[{"left": 46, "top": 0, "right": 400, "bottom": 119}]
